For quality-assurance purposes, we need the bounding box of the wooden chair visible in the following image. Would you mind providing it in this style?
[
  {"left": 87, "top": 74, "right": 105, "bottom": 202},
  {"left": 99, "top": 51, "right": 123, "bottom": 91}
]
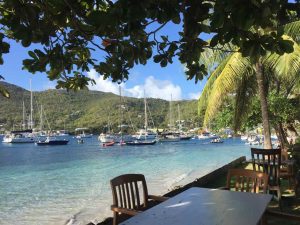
[
  {"left": 251, "top": 148, "right": 282, "bottom": 208},
  {"left": 110, "top": 174, "right": 168, "bottom": 225},
  {"left": 226, "top": 168, "right": 269, "bottom": 193}
]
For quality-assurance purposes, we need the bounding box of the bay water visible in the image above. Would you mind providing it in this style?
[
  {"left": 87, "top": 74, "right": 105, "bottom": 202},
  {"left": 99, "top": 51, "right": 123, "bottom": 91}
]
[{"left": 0, "top": 137, "right": 251, "bottom": 225}]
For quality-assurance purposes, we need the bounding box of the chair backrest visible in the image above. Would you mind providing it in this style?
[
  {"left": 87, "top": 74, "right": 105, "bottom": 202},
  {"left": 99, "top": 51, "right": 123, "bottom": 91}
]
[
  {"left": 226, "top": 168, "right": 269, "bottom": 193},
  {"left": 251, "top": 148, "right": 281, "bottom": 186},
  {"left": 110, "top": 174, "right": 149, "bottom": 210}
]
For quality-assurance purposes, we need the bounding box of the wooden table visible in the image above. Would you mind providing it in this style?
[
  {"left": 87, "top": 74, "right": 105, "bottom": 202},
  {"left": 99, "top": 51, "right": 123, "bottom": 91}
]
[{"left": 120, "top": 187, "right": 272, "bottom": 225}]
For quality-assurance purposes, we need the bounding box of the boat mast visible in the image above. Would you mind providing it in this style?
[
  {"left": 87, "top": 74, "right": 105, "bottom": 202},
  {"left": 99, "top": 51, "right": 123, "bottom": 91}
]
[
  {"left": 169, "top": 94, "right": 173, "bottom": 130},
  {"left": 40, "top": 105, "right": 43, "bottom": 131},
  {"left": 177, "top": 104, "right": 181, "bottom": 132},
  {"left": 30, "top": 79, "right": 33, "bottom": 129},
  {"left": 144, "top": 90, "right": 148, "bottom": 132},
  {"left": 119, "top": 85, "right": 123, "bottom": 140},
  {"left": 22, "top": 100, "right": 26, "bottom": 130}
]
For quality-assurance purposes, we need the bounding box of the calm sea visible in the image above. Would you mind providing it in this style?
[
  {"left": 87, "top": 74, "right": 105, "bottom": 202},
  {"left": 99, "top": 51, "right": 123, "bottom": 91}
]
[{"left": 0, "top": 137, "right": 251, "bottom": 225}]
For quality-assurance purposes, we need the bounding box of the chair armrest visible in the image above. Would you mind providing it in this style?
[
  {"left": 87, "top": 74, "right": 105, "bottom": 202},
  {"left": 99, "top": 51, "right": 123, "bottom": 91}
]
[
  {"left": 148, "top": 194, "right": 169, "bottom": 202},
  {"left": 265, "top": 210, "right": 300, "bottom": 221},
  {"left": 111, "top": 205, "right": 140, "bottom": 216}
]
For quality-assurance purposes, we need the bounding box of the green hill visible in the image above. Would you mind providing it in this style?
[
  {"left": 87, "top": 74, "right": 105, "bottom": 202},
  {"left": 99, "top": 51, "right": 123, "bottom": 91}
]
[{"left": 0, "top": 81, "right": 200, "bottom": 133}]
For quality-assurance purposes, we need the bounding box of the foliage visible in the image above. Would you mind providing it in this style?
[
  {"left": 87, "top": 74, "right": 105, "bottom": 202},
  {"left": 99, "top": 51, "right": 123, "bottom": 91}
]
[
  {"left": 268, "top": 91, "right": 299, "bottom": 125},
  {"left": 0, "top": 81, "right": 198, "bottom": 133},
  {"left": 198, "top": 21, "right": 300, "bottom": 130},
  {"left": 210, "top": 98, "right": 234, "bottom": 132},
  {"left": 0, "top": 1, "right": 299, "bottom": 96},
  {"left": 209, "top": 91, "right": 300, "bottom": 133}
]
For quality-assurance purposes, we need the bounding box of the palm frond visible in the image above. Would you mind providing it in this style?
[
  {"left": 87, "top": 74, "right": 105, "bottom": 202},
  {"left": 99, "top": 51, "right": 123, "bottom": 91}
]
[
  {"left": 233, "top": 75, "right": 257, "bottom": 131},
  {"left": 198, "top": 54, "right": 232, "bottom": 114},
  {"left": 203, "top": 53, "right": 254, "bottom": 126},
  {"left": 199, "top": 42, "right": 237, "bottom": 73},
  {"left": 283, "top": 20, "right": 300, "bottom": 43},
  {"left": 263, "top": 35, "right": 300, "bottom": 87}
]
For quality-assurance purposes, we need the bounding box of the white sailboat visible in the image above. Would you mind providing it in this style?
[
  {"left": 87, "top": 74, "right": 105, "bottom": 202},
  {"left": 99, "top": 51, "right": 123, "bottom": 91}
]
[
  {"left": 159, "top": 95, "right": 180, "bottom": 142},
  {"left": 3, "top": 80, "right": 37, "bottom": 143},
  {"left": 98, "top": 86, "right": 130, "bottom": 144},
  {"left": 134, "top": 91, "right": 157, "bottom": 141},
  {"left": 98, "top": 114, "right": 115, "bottom": 143},
  {"left": 127, "top": 91, "right": 157, "bottom": 145},
  {"left": 177, "top": 104, "right": 192, "bottom": 140}
]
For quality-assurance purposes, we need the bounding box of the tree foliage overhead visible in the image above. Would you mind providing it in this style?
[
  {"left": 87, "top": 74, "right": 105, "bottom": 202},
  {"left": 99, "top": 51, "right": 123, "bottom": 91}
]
[{"left": 0, "top": 0, "right": 299, "bottom": 94}]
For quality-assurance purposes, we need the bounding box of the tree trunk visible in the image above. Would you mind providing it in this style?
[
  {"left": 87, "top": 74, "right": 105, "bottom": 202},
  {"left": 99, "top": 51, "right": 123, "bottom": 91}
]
[
  {"left": 274, "top": 122, "right": 288, "bottom": 149},
  {"left": 255, "top": 60, "right": 272, "bottom": 149},
  {"left": 286, "top": 123, "right": 299, "bottom": 144}
]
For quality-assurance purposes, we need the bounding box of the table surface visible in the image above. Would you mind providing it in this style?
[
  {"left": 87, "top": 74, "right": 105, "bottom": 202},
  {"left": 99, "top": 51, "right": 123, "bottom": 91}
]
[{"left": 120, "top": 187, "right": 272, "bottom": 225}]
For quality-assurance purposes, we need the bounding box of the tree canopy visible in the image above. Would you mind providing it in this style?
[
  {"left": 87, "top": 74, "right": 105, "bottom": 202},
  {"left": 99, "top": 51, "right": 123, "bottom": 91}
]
[{"left": 1, "top": 0, "right": 300, "bottom": 96}]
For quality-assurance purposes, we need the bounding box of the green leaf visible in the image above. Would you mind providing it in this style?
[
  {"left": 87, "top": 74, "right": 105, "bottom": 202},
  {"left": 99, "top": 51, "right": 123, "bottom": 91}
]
[
  {"left": 28, "top": 51, "right": 37, "bottom": 59},
  {"left": 21, "top": 39, "right": 31, "bottom": 47},
  {"left": 153, "top": 55, "right": 162, "bottom": 63},
  {"left": 160, "top": 58, "right": 167, "bottom": 67},
  {"left": 278, "top": 40, "right": 294, "bottom": 54},
  {"left": 172, "top": 15, "right": 181, "bottom": 24}
]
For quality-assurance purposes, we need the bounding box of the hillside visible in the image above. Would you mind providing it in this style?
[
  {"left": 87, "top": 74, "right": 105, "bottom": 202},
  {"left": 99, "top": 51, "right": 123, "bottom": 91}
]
[{"left": 0, "top": 82, "right": 200, "bottom": 133}]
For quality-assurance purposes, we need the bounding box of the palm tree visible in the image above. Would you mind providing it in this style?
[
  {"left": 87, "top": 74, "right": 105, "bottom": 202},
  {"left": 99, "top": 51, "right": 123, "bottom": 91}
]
[{"left": 199, "top": 28, "right": 300, "bottom": 148}]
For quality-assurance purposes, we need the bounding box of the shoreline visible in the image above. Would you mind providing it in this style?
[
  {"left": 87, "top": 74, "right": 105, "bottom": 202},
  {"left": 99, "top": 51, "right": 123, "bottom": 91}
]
[{"left": 95, "top": 156, "right": 246, "bottom": 225}]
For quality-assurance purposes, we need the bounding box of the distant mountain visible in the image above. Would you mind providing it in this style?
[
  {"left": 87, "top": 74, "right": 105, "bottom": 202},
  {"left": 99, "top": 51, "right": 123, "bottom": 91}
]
[{"left": 0, "top": 81, "right": 200, "bottom": 133}]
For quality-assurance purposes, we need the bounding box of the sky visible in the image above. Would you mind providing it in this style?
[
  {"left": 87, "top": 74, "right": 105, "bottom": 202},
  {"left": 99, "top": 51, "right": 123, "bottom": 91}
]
[{"left": 0, "top": 22, "right": 209, "bottom": 101}]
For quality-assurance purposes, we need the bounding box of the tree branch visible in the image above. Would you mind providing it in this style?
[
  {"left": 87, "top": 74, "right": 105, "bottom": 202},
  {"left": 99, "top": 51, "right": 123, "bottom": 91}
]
[{"left": 147, "top": 22, "right": 168, "bottom": 37}]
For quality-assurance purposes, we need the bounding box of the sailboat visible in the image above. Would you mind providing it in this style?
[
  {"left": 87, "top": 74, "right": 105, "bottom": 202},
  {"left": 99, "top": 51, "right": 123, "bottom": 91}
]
[
  {"left": 3, "top": 80, "right": 37, "bottom": 143},
  {"left": 98, "top": 86, "right": 132, "bottom": 144},
  {"left": 159, "top": 95, "right": 180, "bottom": 142},
  {"left": 177, "top": 104, "right": 192, "bottom": 140},
  {"left": 98, "top": 113, "right": 115, "bottom": 143},
  {"left": 126, "top": 91, "right": 157, "bottom": 145}
]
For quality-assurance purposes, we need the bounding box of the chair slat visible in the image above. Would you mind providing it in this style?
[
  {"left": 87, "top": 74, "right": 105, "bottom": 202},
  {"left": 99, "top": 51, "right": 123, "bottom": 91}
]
[
  {"left": 118, "top": 185, "right": 124, "bottom": 207},
  {"left": 125, "top": 183, "right": 131, "bottom": 209},
  {"left": 134, "top": 181, "right": 141, "bottom": 208},
  {"left": 121, "top": 184, "right": 127, "bottom": 208},
  {"left": 129, "top": 182, "right": 135, "bottom": 209}
]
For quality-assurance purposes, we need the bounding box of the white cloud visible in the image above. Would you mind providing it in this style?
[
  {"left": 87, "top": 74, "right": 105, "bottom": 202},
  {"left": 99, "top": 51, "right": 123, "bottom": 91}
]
[
  {"left": 188, "top": 92, "right": 201, "bottom": 100},
  {"left": 125, "top": 76, "right": 182, "bottom": 100},
  {"left": 87, "top": 69, "right": 182, "bottom": 100},
  {"left": 87, "top": 69, "right": 121, "bottom": 95}
]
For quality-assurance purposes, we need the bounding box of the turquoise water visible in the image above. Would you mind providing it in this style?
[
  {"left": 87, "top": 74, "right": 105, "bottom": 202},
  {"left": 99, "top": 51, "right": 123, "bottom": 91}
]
[{"left": 0, "top": 137, "right": 251, "bottom": 225}]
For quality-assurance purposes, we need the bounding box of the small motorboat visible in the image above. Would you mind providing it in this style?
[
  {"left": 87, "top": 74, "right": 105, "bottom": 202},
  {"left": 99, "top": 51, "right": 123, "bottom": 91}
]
[
  {"left": 36, "top": 136, "right": 69, "bottom": 145},
  {"left": 102, "top": 141, "right": 115, "bottom": 147},
  {"left": 210, "top": 138, "right": 223, "bottom": 143},
  {"left": 125, "top": 140, "right": 156, "bottom": 146}
]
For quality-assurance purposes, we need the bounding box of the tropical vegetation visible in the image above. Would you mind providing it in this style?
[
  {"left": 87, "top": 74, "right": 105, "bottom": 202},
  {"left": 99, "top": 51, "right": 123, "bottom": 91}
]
[
  {"left": 0, "top": 81, "right": 200, "bottom": 133},
  {"left": 198, "top": 21, "right": 300, "bottom": 148}
]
